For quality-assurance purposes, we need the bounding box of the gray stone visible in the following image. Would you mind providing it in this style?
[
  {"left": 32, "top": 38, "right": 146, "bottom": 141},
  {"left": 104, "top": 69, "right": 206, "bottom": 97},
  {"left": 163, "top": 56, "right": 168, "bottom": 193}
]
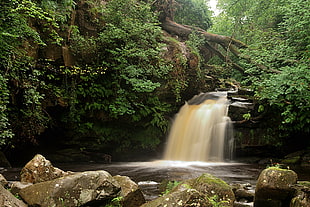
[
  {"left": 0, "top": 184, "right": 27, "bottom": 207},
  {"left": 10, "top": 181, "right": 33, "bottom": 195},
  {"left": 0, "top": 174, "right": 8, "bottom": 187},
  {"left": 235, "top": 188, "right": 254, "bottom": 202},
  {"left": 19, "top": 170, "right": 121, "bottom": 207},
  {"left": 20, "top": 154, "right": 69, "bottom": 183},
  {"left": 113, "top": 175, "right": 146, "bottom": 207}
]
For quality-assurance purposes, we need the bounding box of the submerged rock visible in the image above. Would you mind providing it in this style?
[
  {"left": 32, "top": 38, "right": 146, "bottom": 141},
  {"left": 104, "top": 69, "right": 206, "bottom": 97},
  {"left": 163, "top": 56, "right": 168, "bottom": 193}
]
[
  {"left": 19, "top": 170, "right": 121, "bottom": 207},
  {"left": 20, "top": 154, "right": 69, "bottom": 183},
  {"left": 142, "top": 173, "right": 235, "bottom": 207},
  {"left": 254, "top": 167, "right": 297, "bottom": 207}
]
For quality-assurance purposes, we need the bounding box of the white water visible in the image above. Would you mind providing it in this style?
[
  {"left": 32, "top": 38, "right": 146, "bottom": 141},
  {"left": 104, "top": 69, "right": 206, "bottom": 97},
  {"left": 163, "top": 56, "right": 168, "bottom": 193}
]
[{"left": 164, "top": 93, "right": 234, "bottom": 162}]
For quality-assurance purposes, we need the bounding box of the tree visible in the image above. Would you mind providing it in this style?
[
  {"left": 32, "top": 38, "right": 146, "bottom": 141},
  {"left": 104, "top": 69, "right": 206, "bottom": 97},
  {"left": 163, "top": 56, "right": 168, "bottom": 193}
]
[
  {"left": 174, "top": 0, "right": 213, "bottom": 30},
  {"left": 212, "top": 0, "right": 310, "bottom": 136},
  {"left": 153, "top": 0, "right": 247, "bottom": 73}
]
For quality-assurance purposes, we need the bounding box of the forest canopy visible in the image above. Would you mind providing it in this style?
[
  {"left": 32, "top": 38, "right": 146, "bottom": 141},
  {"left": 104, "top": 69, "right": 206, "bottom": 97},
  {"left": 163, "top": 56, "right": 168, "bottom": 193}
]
[{"left": 0, "top": 0, "right": 309, "bottom": 153}]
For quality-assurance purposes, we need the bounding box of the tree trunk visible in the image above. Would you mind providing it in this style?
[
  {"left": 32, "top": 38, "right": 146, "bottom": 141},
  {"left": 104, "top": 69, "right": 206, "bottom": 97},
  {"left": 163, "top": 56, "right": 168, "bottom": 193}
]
[{"left": 161, "top": 18, "right": 246, "bottom": 73}]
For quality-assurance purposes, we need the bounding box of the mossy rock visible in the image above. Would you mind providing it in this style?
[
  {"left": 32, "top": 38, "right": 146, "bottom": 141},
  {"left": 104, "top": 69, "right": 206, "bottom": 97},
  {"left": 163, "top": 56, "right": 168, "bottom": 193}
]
[
  {"left": 177, "top": 173, "right": 235, "bottom": 206},
  {"left": 255, "top": 167, "right": 298, "bottom": 207},
  {"left": 281, "top": 156, "right": 301, "bottom": 164},
  {"left": 142, "top": 173, "right": 235, "bottom": 207}
]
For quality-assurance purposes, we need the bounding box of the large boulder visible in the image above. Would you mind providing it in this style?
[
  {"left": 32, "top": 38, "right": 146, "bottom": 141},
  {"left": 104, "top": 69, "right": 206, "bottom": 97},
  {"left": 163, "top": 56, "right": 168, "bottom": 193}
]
[
  {"left": 254, "top": 167, "right": 298, "bottom": 207},
  {"left": 20, "top": 154, "right": 69, "bottom": 183},
  {"left": 0, "top": 184, "right": 28, "bottom": 207},
  {"left": 19, "top": 170, "right": 121, "bottom": 207},
  {"left": 142, "top": 173, "right": 235, "bottom": 207},
  {"left": 113, "top": 175, "right": 146, "bottom": 207}
]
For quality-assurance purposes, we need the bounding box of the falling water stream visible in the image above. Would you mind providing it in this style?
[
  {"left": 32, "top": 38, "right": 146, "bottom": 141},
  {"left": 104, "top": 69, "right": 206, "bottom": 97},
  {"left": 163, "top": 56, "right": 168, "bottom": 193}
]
[{"left": 164, "top": 92, "right": 234, "bottom": 161}]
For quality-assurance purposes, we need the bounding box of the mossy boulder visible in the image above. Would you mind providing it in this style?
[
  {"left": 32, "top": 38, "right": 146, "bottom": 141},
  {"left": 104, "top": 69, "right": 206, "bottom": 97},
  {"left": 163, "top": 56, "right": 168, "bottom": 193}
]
[
  {"left": 254, "top": 167, "right": 298, "bottom": 207},
  {"left": 142, "top": 173, "right": 235, "bottom": 207},
  {"left": 19, "top": 170, "right": 121, "bottom": 207}
]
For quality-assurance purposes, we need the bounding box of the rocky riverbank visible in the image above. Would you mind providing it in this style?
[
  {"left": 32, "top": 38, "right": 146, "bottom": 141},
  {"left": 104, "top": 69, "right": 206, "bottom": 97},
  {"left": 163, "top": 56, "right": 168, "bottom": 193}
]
[{"left": 0, "top": 154, "right": 309, "bottom": 206}]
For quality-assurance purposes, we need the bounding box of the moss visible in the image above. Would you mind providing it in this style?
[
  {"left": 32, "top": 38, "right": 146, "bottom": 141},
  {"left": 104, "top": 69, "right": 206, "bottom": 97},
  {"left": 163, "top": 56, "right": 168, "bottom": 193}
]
[
  {"left": 281, "top": 156, "right": 300, "bottom": 164},
  {"left": 297, "top": 181, "right": 310, "bottom": 188},
  {"left": 267, "top": 166, "right": 290, "bottom": 171},
  {"left": 195, "top": 173, "right": 228, "bottom": 187}
]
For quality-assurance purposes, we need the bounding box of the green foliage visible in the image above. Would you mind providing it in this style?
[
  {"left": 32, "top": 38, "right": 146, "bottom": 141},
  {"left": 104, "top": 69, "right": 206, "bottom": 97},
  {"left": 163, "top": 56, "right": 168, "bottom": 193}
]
[
  {"left": 69, "top": 0, "right": 172, "bottom": 130},
  {"left": 161, "top": 181, "right": 180, "bottom": 195},
  {"left": 104, "top": 196, "right": 123, "bottom": 207},
  {"left": 242, "top": 112, "right": 251, "bottom": 121},
  {"left": 279, "top": 0, "right": 310, "bottom": 60},
  {"left": 0, "top": 74, "right": 13, "bottom": 146},
  {"left": 39, "top": 0, "right": 76, "bottom": 24},
  {"left": 210, "top": 0, "right": 310, "bottom": 142},
  {"left": 174, "top": 0, "right": 213, "bottom": 30},
  {"left": 207, "top": 195, "right": 229, "bottom": 207},
  {"left": 0, "top": 0, "right": 63, "bottom": 146}
]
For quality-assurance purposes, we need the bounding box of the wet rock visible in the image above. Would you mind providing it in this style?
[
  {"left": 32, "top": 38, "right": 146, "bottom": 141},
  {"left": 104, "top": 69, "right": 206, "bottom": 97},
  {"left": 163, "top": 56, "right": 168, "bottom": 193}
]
[
  {"left": 234, "top": 202, "right": 253, "bottom": 207},
  {"left": 141, "top": 188, "right": 210, "bottom": 207},
  {"left": 10, "top": 181, "right": 33, "bottom": 195},
  {"left": 290, "top": 181, "right": 310, "bottom": 207},
  {"left": 0, "top": 184, "right": 28, "bottom": 207},
  {"left": 19, "top": 170, "right": 121, "bottom": 207},
  {"left": 281, "top": 151, "right": 305, "bottom": 165},
  {"left": 235, "top": 188, "right": 254, "bottom": 202},
  {"left": 301, "top": 152, "right": 310, "bottom": 167},
  {"left": 254, "top": 167, "right": 297, "bottom": 207},
  {"left": 20, "top": 154, "right": 69, "bottom": 183},
  {"left": 142, "top": 173, "right": 235, "bottom": 207},
  {"left": 0, "top": 174, "right": 8, "bottom": 187},
  {"left": 113, "top": 175, "right": 146, "bottom": 207},
  {"left": 0, "top": 151, "right": 11, "bottom": 168},
  {"left": 231, "top": 183, "right": 255, "bottom": 202}
]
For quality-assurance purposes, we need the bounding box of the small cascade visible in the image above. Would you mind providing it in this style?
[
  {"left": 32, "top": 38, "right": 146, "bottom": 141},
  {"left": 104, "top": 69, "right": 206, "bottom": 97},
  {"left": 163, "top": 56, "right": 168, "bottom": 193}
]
[{"left": 164, "top": 92, "right": 234, "bottom": 162}]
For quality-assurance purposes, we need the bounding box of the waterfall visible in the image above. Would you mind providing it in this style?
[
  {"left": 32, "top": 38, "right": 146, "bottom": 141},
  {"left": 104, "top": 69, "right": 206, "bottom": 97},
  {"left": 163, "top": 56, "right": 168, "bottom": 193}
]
[{"left": 164, "top": 92, "right": 234, "bottom": 162}]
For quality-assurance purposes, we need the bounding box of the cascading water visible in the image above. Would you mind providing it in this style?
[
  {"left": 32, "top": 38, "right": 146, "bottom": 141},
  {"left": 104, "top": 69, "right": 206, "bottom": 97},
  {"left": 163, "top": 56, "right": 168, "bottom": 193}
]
[{"left": 164, "top": 92, "right": 234, "bottom": 162}]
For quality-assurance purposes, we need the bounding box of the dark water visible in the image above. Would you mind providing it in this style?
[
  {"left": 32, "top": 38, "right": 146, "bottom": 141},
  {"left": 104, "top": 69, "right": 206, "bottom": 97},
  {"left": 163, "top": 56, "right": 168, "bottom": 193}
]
[{"left": 2, "top": 161, "right": 309, "bottom": 201}]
